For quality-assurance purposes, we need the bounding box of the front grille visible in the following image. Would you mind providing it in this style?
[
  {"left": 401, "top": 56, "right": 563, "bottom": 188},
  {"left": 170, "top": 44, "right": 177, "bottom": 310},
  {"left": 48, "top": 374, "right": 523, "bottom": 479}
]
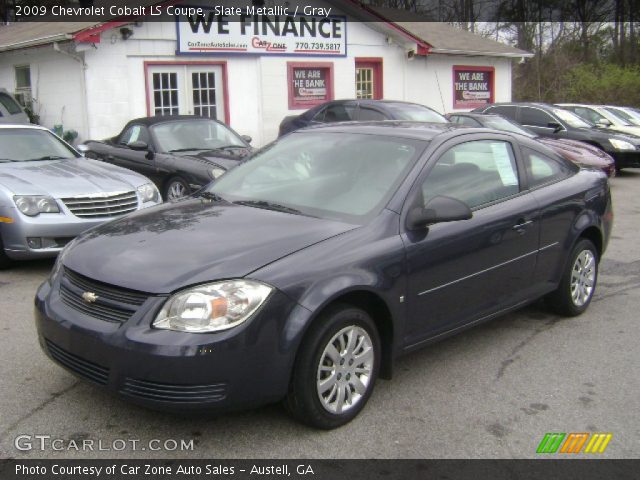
[
  {"left": 61, "top": 191, "right": 138, "bottom": 218},
  {"left": 46, "top": 339, "right": 109, "bottom": 385},
  {"left": 59, "top": 268, "right": 149, "bottom": 324},
  {"left": 121, "top": 378, "right": 228, "bottom": 404}
]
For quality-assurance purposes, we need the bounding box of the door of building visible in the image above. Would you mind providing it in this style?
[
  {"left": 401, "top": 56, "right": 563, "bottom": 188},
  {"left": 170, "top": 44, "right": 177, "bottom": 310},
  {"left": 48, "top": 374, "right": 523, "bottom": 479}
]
[
  {"left": 355, "top": 59, "right": 382, "bottom": 100},
  {"left": 147, "top": 64, "right": 225, "bottom": 120}
]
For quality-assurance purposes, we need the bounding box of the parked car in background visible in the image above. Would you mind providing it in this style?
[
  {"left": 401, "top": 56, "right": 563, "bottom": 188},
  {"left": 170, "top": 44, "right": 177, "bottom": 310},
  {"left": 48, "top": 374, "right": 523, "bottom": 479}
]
[
  {"left": 83, "top": 116, "right": 253, "bottom": 200},
  {"left": 37, "top": 122, "right": 612, "bottom": 428},
  {"left": 0, "top": 124, "right": 161, "bottom": 268},
  {"left": 602, "top": 105, "right": 640, "bottom": 127},
  {"left": 278, "top": 99, "right": 448, "bottom": 137},
  {"left": 0, "top": 88, "right": 30, "bottom": 124},
  {"left": 556, "top": 103, "right": 640, "bottom": 137},
  {"left": 447, "top": 112, "right": 616, "bottom": 177},
  {"left": 472, "top": 102, "right": 640, "bottom": 171}
]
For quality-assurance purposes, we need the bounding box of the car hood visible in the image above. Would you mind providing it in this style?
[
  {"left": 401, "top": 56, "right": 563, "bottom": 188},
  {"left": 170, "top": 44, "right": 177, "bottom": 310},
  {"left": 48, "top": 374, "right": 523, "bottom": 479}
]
[
  {"left": 63, "top": 199, "right": 358, "bottom": 294},
  {"left": 0, "top": 158, "right": 148, "bottom": 197},
  {"left": 535, "top": 137, "right": 613, "bottom": 165}
]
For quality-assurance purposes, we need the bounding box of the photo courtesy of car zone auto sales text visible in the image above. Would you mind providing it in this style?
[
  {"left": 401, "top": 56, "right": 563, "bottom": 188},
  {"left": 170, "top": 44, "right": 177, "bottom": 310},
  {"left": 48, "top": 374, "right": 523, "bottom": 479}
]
[{"left": 0, "top": 0, "right": 638, "bottom": 478}]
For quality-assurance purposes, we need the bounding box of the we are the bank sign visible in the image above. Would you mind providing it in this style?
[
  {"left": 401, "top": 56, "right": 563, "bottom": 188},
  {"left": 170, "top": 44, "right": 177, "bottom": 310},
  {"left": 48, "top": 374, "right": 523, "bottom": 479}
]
[{"left": 176, "top": 9, "right": 347, "bottom": 56}]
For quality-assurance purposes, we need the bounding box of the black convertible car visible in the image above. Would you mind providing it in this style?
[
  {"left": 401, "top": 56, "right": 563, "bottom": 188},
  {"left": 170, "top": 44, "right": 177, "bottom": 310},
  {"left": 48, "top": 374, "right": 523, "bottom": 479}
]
[
  {"left": 82, "top": 116, "right": 253, "bottom": 200},
  {"left": 36, "top": 123, "right": 612, "bottom": 429}
]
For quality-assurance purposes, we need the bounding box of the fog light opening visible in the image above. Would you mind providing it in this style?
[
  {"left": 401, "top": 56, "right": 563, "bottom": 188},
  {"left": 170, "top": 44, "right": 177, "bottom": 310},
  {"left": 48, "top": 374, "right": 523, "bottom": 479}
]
[{"left": 27, "top": 237, "right": 43, "bottom": 249}]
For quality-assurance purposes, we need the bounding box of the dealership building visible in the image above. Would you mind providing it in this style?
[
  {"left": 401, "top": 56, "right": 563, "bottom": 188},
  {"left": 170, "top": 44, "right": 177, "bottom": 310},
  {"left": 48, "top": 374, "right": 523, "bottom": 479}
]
[{"left": 0, "top": 1, "right": 531, "bottom": 146}]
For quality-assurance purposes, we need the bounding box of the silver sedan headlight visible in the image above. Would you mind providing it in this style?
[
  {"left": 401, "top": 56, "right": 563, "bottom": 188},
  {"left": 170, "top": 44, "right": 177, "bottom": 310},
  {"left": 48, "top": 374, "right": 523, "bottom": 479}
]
[
  {"left": 153, "top": 280, "right": 273, "bottom": 333},
  {"left": 14, "top": 195, "right": 60, "bottom": 216},
  {"left": 137, "top": 183, "right": 160, "bottom": 203}
]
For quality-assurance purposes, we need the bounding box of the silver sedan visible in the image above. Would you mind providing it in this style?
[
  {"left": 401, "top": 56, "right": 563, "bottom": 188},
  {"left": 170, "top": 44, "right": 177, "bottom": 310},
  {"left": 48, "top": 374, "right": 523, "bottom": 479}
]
[{"left": 0, "top": 124, "right": 162, "bottom": 268}]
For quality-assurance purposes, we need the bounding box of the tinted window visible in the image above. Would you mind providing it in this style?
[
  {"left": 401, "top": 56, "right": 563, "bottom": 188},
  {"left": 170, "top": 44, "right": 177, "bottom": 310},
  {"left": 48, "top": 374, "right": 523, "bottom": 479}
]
[
  {"left": 421, "top": 140, "right": 520, "bottom": 209},
  {"left": 152, "top": 119, "right": 246, "bottom": 152},
  {"left": 485, "top": 105, "right": 517, "bottom": 120},
  {"left": 357, "top": 107, "right": 387, "bottom": 121},
  {"left": 314, "top": 104, "right": 356, "bottom": 123},
  {"left": 571, "top": 106, "right": 607, "bottom": 124},
  {"left": 451, "top": 116, "right": 482, "bottom": 127},
  {"left": 119, "top": 125, "right": 150, "bottom": 146},
  {"left": 523, "top": 147, "right": 574, "bottom": 188},
  {"left": 384, "top": 104, "right": 448, "bottom": 123},
  {"left": 0, "top": 93, "right": 23, "bottom": 115},
  {"left": 521, "top": 107, "right": 555, "bottom": 127}
]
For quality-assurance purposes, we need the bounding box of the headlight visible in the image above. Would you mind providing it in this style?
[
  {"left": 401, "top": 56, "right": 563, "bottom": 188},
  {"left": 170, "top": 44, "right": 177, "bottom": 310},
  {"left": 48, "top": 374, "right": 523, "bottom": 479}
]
[
  {"left": 14, "top": 196, "right": 60, "bottom": 216},
  {"left": 609, "top": 138, "right": 635, "bottom": 151},
  {"left": 137, "top": 183, "right": 160, "bottom": 203},
  {"left": 153, "top": 280, "right": 273, "bottom": 333},
  {"left": 210, "top": 167, "right": 226, "bottom": 179}
]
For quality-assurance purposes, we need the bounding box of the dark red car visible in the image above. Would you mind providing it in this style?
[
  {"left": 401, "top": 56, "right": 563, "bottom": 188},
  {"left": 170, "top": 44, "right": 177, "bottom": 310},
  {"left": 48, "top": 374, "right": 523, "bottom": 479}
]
[{"left": 448, "top": 113, "right": 616, "bottom": 177}]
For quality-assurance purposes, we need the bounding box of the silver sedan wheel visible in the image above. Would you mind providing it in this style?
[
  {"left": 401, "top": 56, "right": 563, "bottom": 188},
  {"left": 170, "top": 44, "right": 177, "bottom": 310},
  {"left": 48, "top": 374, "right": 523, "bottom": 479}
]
[
  {"left": 570, "top": 249, "right": 596, "bottom": 307},
  {"left": 316, "top": 325, "right": 374, "bottom": 414},
  {"left": 167, "top": 181, "right": 188, "bottom": 200}
]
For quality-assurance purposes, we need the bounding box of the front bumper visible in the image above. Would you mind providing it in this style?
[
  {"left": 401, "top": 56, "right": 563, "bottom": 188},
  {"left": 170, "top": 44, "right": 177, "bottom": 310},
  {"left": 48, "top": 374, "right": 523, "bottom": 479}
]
[
  {"left": 34, "top": 278, "right": 302, "bottom": 412},
  {"left": 1, "top": 201, "right": 159, "bottom": 260}
]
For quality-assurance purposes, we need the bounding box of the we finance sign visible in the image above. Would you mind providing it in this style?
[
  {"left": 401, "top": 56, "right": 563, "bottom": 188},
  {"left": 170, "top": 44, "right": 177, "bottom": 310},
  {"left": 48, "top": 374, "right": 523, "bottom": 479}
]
[{"left": 176, "top": 6, "right": 347, "bottom": 57}]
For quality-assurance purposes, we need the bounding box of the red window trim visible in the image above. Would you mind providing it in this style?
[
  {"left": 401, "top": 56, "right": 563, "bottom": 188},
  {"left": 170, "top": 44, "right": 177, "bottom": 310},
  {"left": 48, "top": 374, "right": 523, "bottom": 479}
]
[
  {"left": 355, "top": 57, "right": 384, "bottom": 100},
  {"left": 452, "top": 65, "right": 495, "bottom": 110},
  {"left": 143, "top": 60, "right": 230, "bottom": 125},
  {"left": 287, "top": 62, "right": 335, "bottom": 110}
]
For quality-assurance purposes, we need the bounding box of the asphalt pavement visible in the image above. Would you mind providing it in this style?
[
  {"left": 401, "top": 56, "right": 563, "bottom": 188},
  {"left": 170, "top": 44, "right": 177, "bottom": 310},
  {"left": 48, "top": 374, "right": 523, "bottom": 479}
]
[{"left": 1, "top": 171, "right": 639, "bottom": 459}]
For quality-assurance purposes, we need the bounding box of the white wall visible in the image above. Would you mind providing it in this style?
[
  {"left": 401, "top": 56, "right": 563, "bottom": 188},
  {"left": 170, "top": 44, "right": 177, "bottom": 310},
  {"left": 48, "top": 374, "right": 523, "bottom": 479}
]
[
  {"left": 0, "top": 45, "right": 86, "bottom": 139},
  {"left": 0, "top": 19, "right": 517, "bottom": 147}
]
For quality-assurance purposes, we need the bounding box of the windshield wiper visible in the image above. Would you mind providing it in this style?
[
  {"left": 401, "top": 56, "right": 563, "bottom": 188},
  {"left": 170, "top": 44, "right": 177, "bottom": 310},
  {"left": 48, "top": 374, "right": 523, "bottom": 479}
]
[
  {"left": 32, "top": 155, "right": 68, "bottom": 160},
  {"left": 234, "top": 200, "right": 302, "bottom": 215},
  {"left": 168, "top": 147, "right": 209, "bottom": 153},
  {"left": 194, "top": 191, "right": 225, "bottom": 202}
]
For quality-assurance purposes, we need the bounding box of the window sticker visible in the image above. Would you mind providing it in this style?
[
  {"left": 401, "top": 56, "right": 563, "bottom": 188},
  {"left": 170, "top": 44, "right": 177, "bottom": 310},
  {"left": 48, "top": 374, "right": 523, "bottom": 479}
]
[
  {"left": 129, "top": 125, "right": 141, "bottom": 143},
  {"left": 490, "top": 142, "right": 518, "bottom": 186}
]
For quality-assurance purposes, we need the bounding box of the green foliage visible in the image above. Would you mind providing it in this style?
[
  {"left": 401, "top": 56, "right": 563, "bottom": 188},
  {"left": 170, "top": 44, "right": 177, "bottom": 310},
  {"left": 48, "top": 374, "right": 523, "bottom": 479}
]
[{"left": 561, "top": 64, "right": 640, "bottom": 107}]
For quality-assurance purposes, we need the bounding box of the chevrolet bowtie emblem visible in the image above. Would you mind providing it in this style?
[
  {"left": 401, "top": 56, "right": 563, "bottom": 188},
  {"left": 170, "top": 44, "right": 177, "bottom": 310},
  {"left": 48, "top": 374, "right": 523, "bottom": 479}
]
[{"left": 82, "top": 292, "right": 98, "bottom": 303}]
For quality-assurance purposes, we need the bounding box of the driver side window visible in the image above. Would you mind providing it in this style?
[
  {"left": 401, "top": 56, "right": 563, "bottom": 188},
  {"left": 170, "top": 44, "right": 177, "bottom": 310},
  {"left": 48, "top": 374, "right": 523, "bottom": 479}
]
[
  {"left": 118, "top": 125, "right": 150, "bottom": 146},
  {"left": 421, "top": 140, "right": 520, "bottom": 209}
]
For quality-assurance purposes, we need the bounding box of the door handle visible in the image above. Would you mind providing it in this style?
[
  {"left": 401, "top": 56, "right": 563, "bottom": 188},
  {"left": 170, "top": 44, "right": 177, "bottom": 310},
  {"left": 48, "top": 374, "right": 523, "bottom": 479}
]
[{"left": 512, "top": 219, "right": 533, "bottom": 232}]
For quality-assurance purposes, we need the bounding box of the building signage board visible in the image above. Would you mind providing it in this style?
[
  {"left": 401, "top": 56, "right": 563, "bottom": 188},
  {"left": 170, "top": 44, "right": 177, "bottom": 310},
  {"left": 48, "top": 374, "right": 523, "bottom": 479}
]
[
  {"left": 452, "top": 66, "right": 495, "bottom": 109},
  {"left": 176, "top": 9, "right": 347, "bottom": 56},
  {"left": 287, "top": 63, "right": 334, "bottom": 108}
]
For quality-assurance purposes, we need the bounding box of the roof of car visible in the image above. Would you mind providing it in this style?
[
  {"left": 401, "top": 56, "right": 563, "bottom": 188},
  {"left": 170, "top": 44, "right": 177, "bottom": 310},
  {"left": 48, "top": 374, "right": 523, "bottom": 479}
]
[
  {"left": 449, "top": 112, "right": 499, "bottom": 118},
  {"left": 0, "top": 123, "right": 49, "bottom": 130},
  {"left": 123, "top": 115, "right": 215, "bottom": 127},
  {"left": 292, "top": 120, "right": 520, "bottom": 141}
]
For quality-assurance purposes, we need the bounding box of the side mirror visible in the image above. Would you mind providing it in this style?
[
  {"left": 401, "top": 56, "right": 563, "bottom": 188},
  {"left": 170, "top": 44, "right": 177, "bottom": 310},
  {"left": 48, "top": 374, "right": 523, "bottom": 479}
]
[
  {"left": 241, "top": 134, "right": 252, "bottom": 144},
  {"left": 76, "top": 144, "right": 89, "bottom": 156},
  {"left": 596, "top": 119, "right": 612, "bottom": 127},
  {"left": 406, "top": 195, "right": 472, "bottom": 230},
  {"left": 128, "top": 140, "right": 149, "bottom": 151},
  {"left": 547, "top": 122, "right": 563, "bottom": 133}
]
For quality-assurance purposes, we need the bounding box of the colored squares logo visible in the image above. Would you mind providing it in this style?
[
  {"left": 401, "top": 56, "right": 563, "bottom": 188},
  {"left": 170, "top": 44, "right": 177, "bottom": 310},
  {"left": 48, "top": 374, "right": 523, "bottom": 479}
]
[{"left": 537, "top": 433, "right": 612, "bottom": 454}]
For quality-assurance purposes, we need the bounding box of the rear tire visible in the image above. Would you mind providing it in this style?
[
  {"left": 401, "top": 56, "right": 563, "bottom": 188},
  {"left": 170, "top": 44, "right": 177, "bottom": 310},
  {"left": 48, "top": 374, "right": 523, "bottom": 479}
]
[
  {"left": 546, "top": 239, "right": 598, "bottom": 316},
  {"left": 285, "top": 304, "right": 380, "bottom": 429}
]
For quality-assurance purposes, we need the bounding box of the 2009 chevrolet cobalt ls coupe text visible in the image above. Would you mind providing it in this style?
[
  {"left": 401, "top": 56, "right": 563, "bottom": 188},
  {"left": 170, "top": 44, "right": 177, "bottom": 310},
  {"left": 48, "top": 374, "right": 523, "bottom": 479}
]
[{"left": 35, "top": 122, "right": 612, "bottom": 429}]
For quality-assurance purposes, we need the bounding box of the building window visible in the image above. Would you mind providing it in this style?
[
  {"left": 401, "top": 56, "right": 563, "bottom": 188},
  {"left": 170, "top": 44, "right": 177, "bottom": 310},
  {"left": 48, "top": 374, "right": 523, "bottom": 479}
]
[
  {"left": 192, "top": 71, "right": 217, "bottom": 118},
  {"left": 14, "top": 65, "right": 32, "bottom": 108},
  {"left": 355, "top": 59, "right": 383, "bottom": 100},
  {"left": 152, "top": 72, "right": 179, "bottom": 116},
  {"left": 287, "top": 62, "right": 334, "bottom": 110}
]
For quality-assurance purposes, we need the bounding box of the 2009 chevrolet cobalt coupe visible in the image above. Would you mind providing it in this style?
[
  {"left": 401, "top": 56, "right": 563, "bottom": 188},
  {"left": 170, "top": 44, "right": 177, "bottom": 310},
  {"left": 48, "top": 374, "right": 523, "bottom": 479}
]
[{"left": 35, "top": 122, "right": 612, "bottom": 429}]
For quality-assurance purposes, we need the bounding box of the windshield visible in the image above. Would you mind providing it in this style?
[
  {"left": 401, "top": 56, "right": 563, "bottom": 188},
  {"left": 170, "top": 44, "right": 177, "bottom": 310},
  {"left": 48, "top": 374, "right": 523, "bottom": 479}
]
[
  {"left": 209, "top": 132, "right": 427, "bottom": 223},
  {"left": 605, "top": 107, "right": 640, "bottom": 126},
  {"left": 481, "top": 116, "right": 534, "bottom": 137},
  {"left": 151, "top": 119, "right": 246, "bottom": 152},
  {"left": 552, "top": 108, "right": 593, "bottom": 128},
  {"left": 385, "top": 104, "right": 448, "bottom": 123},
  {"left": 0, "top": 128, "right": 78, "bottom": 162}
]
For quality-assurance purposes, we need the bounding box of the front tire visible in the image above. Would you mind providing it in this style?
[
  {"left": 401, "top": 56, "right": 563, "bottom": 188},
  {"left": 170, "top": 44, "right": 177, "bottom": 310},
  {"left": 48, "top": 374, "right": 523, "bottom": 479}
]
[
  {"left": 164, "top": 177, "right": 190, "bottom": 201},
  {"left": 546, "top": 239, "right": 598, "bottom": 316},
  {"left": 286, "top": 304, "right": 380, "bottom": 429}
]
